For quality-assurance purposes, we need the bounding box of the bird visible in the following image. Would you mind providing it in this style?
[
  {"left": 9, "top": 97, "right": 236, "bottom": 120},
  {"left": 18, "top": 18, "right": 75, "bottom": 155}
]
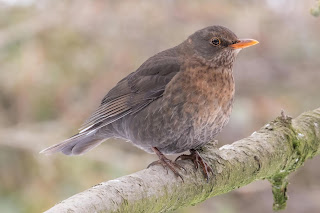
[{"left": 40, "top": 25, "right": 258, "bottom": 180}]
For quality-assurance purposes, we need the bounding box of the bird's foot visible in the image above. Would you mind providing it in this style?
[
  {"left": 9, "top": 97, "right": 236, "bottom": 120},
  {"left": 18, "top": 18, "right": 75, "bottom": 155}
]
[
  {"left": 148, "top": 147, "right": 185, "bottom": 181},
  {"left": 175, "top": 149, "right": 213, "bottom": 182}
]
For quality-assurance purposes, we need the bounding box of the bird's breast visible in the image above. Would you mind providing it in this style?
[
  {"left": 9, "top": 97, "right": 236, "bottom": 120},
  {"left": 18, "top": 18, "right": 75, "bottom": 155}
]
[{"left": 162, "top": 60, "right": 235, "bottom": 140}]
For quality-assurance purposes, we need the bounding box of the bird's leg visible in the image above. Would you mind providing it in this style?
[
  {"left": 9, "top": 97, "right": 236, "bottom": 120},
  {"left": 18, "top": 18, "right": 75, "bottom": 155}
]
[
  {"left": 148, "top": 147, "right": 185, "bottom": 181},
  {"left": 175, "top": 149, "right": 213, "bottom": 182}
]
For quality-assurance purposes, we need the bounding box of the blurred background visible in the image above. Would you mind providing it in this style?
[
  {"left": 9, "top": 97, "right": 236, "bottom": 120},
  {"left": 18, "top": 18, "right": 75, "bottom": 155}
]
[{"left": 0, "top": 0, "right": 319, "bottom": 212}]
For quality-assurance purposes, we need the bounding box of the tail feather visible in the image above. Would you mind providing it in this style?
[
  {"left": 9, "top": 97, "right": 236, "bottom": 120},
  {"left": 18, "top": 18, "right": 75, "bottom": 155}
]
[
  {"left": 64, "top": 138, "right": 104, "bottom": 155},
  {"left": 40, "top": 130, "right": 106, "bottom": 156}
]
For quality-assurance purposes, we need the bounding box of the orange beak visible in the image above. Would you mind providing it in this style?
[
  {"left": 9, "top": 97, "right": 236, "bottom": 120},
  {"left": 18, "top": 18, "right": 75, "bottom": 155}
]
[{"left": 229, "top": 39, "right": 259, "bottom": 49}]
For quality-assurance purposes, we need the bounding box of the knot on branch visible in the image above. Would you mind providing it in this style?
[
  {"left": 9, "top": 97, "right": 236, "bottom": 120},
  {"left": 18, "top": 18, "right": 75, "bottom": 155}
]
[
  {"left": 266, "top": 109, "right": 320, "bottom": 210},
  {"left": 280, "top": 109, "right": 292, "bottom": 124}
]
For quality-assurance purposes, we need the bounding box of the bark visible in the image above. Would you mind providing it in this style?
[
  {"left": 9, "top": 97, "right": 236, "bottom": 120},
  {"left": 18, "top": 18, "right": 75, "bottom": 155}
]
[{"left": 45, "top": 107, "right": 320, "bottom": 213}]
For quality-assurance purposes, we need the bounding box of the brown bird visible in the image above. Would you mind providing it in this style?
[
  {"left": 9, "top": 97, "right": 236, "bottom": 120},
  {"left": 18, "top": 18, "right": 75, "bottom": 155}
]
[{"left": 40, "top": 25, "right": 258, "bottom": 180}]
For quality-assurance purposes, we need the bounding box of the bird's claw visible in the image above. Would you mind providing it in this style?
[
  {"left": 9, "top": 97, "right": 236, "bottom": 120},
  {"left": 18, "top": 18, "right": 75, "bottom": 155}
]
[
  {"left": 148, "top": 149, "right": 186, "bottom": 181},
  {"left": 175, "top": 149, "right": 214, "bottom": 182}
]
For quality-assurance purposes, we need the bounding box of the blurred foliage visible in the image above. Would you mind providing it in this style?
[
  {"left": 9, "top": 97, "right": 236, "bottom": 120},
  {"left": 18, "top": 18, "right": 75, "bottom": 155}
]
[
  {"left": 0, "top": 0, "right": 320, "bottom": 213},
  {"left": 311, "top": 0, "right": 320, "bottom": 17}
]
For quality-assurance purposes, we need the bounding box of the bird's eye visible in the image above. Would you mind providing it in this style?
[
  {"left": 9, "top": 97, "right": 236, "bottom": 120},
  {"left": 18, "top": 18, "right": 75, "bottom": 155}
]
[{"left": 210, "top": 37, "right": 221, "bottom": 46}]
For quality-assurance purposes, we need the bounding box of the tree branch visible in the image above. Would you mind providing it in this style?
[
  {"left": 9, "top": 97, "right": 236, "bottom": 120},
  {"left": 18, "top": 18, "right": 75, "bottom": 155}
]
[
  {"left": 311, "top": 0, "right": 320, "bottom": 17},
  {"left": 44, "top": 107, "right": 320, "bottom": 213}
]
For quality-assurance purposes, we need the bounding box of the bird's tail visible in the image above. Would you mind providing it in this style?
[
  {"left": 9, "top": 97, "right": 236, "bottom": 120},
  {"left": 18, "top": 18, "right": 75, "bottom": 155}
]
[{"left": 40, "top": 130, "right": 105, "bottom": 156}]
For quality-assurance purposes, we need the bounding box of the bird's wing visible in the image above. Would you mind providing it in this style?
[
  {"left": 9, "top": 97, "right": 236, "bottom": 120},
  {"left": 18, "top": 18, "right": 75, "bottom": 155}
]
[{"left": 79, "top": 56, "right": 181, "bottom": 133}]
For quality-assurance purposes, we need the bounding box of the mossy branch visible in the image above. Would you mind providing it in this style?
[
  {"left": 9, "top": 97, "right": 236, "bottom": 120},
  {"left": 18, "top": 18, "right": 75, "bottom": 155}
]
[{"left": 44, "top": 107, "right": 320, "bottom": 213}]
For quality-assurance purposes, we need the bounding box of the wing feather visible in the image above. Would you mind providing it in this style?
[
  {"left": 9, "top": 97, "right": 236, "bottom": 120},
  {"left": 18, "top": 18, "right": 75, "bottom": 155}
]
[
  {"left": 79, "top": 55, "right": 181, "bottom": 134},
  {"left": 81, "top": 95, "right": 130, "bottom": 127}
]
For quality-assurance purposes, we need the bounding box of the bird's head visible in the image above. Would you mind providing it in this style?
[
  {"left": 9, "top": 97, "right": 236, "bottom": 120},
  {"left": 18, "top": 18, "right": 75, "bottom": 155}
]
[{"left": 187, "top": 25, "right": 258, "bottom": 68}]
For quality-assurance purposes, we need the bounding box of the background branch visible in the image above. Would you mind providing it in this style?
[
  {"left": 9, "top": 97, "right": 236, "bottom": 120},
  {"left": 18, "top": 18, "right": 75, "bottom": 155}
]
[
  {"left": 44, "top": 107, "right": 320, "bottom": 213},
  {"left": 311, "top": 0, "right": 320, "bottom": 17}
]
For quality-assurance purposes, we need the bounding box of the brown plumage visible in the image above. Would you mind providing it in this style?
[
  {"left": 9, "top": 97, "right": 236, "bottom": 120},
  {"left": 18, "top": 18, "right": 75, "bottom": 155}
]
[{"left": 40, "top": 25, "right": 258, "bottom": 180}]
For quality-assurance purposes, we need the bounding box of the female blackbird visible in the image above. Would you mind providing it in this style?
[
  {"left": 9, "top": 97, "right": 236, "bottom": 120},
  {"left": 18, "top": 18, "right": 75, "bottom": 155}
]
[{"left": 41, "top": 25, "right": 258, "bottom": 179}]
